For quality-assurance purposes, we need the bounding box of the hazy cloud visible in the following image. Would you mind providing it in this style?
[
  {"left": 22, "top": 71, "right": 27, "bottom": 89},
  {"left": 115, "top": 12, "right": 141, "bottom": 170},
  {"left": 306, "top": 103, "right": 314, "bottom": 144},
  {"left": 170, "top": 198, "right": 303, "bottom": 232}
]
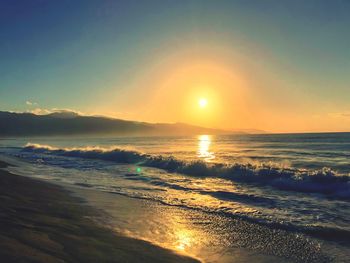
[
  {"left": 29, "top": 108, "right": 51, "bottom": 115},
  {"left": 28, "top": 107, "right": 84, "bottom": 116},
  {"left": 51, "top": 108, "right": 84, "bottom": 115},
  {"left": 26, "top": 100, "right": 38, "bottom": 106},
  {"left": 328, "top": 112, "right": 350, "bottom": 119}
]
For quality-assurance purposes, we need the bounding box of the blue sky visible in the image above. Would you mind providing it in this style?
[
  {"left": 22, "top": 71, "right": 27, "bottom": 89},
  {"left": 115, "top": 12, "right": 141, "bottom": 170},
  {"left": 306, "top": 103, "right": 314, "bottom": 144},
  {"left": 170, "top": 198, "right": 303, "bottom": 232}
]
[{"left": 1, "top": 0, "right": 350, "bottom": 132}]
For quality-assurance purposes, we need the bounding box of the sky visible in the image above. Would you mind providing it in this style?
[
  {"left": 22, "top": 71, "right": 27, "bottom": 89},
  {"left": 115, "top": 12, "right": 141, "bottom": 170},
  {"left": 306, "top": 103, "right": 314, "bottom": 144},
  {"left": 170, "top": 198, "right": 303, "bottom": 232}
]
[{"left": 1, "top": 0, "right": 350, "bottom": 133}]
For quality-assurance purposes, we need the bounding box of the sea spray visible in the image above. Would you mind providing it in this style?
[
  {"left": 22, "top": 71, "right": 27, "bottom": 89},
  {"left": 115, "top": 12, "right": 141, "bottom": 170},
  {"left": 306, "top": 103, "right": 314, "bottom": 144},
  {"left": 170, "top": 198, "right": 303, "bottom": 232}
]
[{"left": 23, "top": 143, "right": 350, "bottom": 199}]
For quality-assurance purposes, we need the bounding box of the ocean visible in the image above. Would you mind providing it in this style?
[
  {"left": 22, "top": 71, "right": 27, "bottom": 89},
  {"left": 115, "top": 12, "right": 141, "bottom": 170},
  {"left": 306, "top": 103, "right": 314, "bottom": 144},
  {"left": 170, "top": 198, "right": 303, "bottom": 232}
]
[{"left": 0, "top": 133, "right": 349, "bottom": 262}]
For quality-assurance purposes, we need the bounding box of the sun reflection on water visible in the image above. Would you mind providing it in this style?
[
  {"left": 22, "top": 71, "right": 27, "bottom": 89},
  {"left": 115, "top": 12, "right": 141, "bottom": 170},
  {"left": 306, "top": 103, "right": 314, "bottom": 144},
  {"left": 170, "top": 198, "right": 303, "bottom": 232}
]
[
  {"left": 197, "top": 135, "right": 215, "bottom": 161},
  {"left": 175, "top": 229, "right": 193, "bottom": 251}
]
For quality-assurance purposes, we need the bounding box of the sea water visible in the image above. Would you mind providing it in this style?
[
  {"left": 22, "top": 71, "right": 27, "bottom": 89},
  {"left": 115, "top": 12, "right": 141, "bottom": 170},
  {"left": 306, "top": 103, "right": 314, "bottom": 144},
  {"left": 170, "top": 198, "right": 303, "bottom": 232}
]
[{"left": 0, "top": 133, "right": 349, "bottom": 262}]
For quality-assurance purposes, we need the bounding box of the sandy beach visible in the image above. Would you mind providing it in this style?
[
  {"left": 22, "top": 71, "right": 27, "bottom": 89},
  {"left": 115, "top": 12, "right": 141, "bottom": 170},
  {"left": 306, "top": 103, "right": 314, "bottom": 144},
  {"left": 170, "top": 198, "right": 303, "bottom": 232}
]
[{"left": 0, "top": 160, "right": 200, "bottom": 263}]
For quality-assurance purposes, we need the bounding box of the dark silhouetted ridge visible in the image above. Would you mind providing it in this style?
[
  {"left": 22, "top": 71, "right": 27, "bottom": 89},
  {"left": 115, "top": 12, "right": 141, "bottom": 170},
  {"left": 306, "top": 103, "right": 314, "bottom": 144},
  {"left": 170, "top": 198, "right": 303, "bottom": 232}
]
[{"left": 0, "top": 111, "right": 229, "bottom": 136}]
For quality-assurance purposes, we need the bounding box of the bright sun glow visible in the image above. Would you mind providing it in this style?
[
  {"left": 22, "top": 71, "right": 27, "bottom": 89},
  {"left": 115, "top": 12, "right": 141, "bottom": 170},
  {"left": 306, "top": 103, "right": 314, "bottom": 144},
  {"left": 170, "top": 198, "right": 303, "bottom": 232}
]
[{"left": 198, "top": 98, "right": 208, "bottom": 108}]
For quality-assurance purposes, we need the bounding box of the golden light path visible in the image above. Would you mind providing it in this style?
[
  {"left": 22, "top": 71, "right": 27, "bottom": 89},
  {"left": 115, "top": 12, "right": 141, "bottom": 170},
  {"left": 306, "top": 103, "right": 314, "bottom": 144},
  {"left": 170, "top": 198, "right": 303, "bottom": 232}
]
[
  {"left": 197, "top": 135, "right": 215, "bottom": 162},
  {"left": 175, "top": 229, "right": 193, "bottom": 251}
]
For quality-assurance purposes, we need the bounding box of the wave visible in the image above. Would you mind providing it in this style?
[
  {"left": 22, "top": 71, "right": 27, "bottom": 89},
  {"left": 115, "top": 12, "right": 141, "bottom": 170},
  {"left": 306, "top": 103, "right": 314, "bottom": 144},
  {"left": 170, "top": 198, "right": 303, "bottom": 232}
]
[
  {"left": 23, "top": 143, "right": 350, "bottom": 199},
  {"left": 69, "top": 179, "right": 350, "bottom": 246}
]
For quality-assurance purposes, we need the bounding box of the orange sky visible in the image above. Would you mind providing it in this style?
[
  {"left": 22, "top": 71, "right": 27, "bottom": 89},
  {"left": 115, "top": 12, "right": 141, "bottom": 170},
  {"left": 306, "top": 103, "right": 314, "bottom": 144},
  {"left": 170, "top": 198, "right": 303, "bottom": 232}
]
[
  {"left": 83, "top": 46, "right": 350, "bottom": 133},
  {"left": 4, "top": 1, "right": 350, "bottom": 133}
]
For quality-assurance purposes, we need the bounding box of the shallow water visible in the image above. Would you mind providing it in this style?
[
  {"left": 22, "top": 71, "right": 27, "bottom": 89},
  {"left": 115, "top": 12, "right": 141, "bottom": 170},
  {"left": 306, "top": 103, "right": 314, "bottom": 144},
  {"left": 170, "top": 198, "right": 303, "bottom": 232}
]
[
  {"left": 72, "top": 186, "right": 300, "bottom": 263},
  {"left": 0, "top": 133, "right": 350, "bottom": 261}
]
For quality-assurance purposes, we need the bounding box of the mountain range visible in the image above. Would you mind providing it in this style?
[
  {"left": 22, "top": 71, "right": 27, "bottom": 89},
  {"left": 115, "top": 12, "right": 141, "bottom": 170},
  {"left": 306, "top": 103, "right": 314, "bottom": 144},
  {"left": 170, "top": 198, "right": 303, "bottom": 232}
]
[{"left": 0, "top": 111, "right": 264, "bottom": 137}]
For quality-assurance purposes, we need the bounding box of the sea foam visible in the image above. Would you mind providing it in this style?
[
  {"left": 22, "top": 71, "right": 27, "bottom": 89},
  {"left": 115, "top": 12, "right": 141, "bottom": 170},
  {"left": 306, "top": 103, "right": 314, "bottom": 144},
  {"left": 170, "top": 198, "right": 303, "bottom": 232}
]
[{"left": 23, "top": 143, "right": 350, "bottom": 199}]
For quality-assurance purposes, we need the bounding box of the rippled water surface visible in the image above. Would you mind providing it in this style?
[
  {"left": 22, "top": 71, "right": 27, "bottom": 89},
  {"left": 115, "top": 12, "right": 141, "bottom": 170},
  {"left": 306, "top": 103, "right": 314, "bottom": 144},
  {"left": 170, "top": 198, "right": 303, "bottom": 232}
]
[{"left": 0, "top": 133, "right": 349, "bottom": 262}]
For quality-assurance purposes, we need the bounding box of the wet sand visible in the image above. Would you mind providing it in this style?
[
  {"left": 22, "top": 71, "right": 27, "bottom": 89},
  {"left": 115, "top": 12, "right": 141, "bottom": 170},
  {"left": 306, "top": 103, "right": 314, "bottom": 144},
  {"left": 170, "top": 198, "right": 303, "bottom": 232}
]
[
  {"left": 2, "top": 157, "right": 348, "bottom": 263},
  {"left": 0, "top": 160, "right": 199, "bottom": 263}
]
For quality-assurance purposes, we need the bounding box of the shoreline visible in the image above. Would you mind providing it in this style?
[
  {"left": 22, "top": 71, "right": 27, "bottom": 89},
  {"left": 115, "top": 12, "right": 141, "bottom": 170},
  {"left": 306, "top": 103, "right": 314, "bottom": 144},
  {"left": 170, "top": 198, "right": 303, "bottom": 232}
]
[
  {"left": 0, "top": 160, "right": 200, "bottom": 263},
  {"left": 2, "top": 156, "right": 349, "bottom": 262}
]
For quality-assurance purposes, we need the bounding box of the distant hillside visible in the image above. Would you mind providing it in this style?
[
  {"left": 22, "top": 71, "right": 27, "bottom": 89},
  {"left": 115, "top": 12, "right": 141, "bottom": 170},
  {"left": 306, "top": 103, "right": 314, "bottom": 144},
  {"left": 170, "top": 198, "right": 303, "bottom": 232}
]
[{"left": 0, "top": 111, "right": 232, "bottom": 137}]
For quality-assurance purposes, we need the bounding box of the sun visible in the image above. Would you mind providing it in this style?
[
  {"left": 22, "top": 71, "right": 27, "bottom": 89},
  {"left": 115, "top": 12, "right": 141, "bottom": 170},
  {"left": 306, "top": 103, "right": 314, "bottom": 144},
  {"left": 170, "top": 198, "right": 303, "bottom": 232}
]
[{"left": 198, "top": 98, "right": 208, "bottom": 108}]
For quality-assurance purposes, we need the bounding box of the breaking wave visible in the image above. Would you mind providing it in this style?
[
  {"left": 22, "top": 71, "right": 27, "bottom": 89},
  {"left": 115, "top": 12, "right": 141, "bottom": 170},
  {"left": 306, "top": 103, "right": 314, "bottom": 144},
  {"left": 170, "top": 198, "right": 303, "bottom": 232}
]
[{"left": 23, "top": 143, "right": 350, "bottom": 199}]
